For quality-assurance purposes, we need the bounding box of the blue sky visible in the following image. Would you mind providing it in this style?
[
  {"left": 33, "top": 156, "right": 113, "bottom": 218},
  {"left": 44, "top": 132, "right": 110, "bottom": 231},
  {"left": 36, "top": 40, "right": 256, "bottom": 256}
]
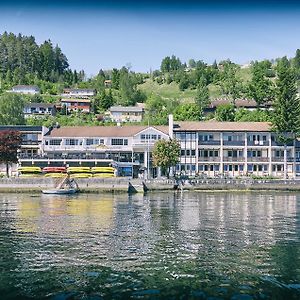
[{"left": 1, "top": 0, "right": 300, "bottom": 76}]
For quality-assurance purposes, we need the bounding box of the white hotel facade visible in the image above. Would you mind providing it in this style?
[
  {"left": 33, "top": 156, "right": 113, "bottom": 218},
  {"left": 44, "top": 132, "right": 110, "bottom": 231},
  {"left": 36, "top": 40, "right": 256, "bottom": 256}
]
[
  {"left": 170, "top": 116, "right": 297, "bottom": 178},
  {"left": 2, "top": 115, "right": 300, "bottom": 178}
]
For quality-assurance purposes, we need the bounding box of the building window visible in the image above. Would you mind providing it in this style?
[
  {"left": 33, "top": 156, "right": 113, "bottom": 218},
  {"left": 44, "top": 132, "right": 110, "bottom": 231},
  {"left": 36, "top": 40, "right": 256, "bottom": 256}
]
[
  {"left": 86, "top": 139, "right": 100, "bottom": 145},
  {"left": 199, "top": 134, "right": 213, "bottom": 142},
  {"left": 111, "top": 139, "right": 128, "bottom": 146},
  {"left": 66, "top": 139, "right": 79, "bottom": 146},
  {"left": 49, "top": 139, "right": 62, "bottom": 146}
]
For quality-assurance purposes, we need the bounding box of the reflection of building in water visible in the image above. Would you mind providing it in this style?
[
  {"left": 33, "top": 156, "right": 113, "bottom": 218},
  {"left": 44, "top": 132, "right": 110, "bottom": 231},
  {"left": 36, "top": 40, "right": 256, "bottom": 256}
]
[
  {"left": 178, "top": 193, "right": 297, "bottom": 250},
  {"left": 106, "top": 194, "right": 154, "bottom": 269},
  {"left": 14, "top": 195, "right": 114, "bottom": 235}
]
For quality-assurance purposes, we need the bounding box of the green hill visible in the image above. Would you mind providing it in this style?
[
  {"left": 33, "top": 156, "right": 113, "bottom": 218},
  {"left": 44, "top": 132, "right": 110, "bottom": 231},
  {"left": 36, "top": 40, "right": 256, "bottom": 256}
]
[{"left": 138, "top": 67, "right": 252, "bottom": 102}]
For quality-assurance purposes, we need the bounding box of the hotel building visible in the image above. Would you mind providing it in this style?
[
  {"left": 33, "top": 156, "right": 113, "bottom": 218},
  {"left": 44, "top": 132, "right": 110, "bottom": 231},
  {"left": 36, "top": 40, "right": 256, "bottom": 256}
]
[
  {"left": 1, "top": 115, "right": 299, "bottom": 178},
  {"left": 171, "top": 117, "right": 296, "bottom": 178}
]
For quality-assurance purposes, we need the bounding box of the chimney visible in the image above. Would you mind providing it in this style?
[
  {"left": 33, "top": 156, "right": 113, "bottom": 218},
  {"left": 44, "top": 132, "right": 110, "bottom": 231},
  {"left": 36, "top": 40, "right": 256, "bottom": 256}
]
[{"left": 168, "top": 114, "right": 173, "bottom": 139}]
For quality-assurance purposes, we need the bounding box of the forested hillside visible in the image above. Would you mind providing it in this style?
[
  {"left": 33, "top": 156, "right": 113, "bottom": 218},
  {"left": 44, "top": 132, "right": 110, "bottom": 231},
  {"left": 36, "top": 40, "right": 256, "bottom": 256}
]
[{"left": 1, "top": 32, "right": 300, "bottom": 127}]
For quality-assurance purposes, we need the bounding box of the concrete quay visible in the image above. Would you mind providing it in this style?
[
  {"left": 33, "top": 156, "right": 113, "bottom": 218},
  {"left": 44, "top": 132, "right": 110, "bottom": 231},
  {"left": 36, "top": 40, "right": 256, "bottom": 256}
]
[{"left": 1, "top": 177, "right": 300, "bottom": 193}]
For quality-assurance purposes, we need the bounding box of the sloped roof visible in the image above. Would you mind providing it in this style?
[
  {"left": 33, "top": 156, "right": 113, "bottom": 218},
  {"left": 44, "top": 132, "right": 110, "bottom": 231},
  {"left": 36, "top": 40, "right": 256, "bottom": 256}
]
[
  {"left": 63, "top": 88, "right": 95, "bottom": 93},
  {"left": 61, "top": 99, "right": 91, "bottom": 103},
  {"left": 12, "top": 85, "right": 39, "bottom": 90},
  {"left": 46, "top": 125, "right": 169, "bottom": 138},
  {"left": 174, "top": 121, "right": 271, "bottom": 132},
  {"left": 210, "top": 98, "right": 257, "bottom": 108},
  {"left": 109, "top": 106, "right": 144, "bottom": 112},
  {"left": 24, "top": 103, "right": 56, "bottom": 108}
]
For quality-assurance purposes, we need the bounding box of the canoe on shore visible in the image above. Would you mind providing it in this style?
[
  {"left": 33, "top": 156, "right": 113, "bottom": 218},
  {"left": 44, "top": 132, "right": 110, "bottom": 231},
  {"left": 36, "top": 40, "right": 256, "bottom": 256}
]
[{"left": 42, "top": 188, "right": 78, "bottom": 195}]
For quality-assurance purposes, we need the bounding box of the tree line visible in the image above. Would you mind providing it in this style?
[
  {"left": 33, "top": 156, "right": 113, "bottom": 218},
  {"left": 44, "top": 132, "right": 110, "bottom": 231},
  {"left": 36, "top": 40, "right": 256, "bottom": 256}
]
[{"left": 1, "top": 31, "right": 300, "bottom": 129}]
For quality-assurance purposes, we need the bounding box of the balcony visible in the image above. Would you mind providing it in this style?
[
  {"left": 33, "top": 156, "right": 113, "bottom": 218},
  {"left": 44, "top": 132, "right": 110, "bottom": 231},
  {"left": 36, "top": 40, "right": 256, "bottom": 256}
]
[
  {"left": 198, "top": 140, "right": 221, "bottom": 146},
  {"left": 132, "top": 139, "right": 156, "bottom": 147},
  {"left": 223, "top": 157, "right": 245, "bottom": 162},
  {"left": 247, "top": 141, "right": 269, "bottom": 146},
  {"left": 44, "top": 145, "right": 131, "bottom": 152},
  {"left": 247, "top": 157, "right": 269, "bottom": 162},
  {"left": 198, "top": 157, "right": 220, "bottom": 162},
  {"left": 223, "top": 141, "right": 245, "bottom": 146},
  {"left": 19, "top": 153, "right": 115, "bottom": 161},
  {"left": 271, "top": 141, "right": 293, "bottom": 147},
  {"left": 271, "top": 157, "right": 294, "bottom": 162},
  {"left": 22, "top": 140, "right": 41, "bottom": 145}
]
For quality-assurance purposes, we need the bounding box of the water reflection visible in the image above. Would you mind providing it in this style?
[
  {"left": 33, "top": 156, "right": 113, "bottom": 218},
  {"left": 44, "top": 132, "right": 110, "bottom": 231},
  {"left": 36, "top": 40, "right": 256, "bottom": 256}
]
[{"left": 0, "top": 192, "right": 299, "bottom": 299}]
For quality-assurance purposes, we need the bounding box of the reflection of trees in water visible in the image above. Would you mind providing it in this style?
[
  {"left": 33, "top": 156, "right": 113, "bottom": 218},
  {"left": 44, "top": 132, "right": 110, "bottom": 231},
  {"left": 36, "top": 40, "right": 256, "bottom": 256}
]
[{"left": 0, "top": 192, "right": 300, "bottom": 298}]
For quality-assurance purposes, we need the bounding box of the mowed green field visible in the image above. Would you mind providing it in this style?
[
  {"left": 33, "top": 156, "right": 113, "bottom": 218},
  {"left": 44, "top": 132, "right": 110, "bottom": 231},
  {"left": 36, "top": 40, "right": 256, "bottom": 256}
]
[{"left": 138, "top": 67, "right": 252, "bottom": 102}]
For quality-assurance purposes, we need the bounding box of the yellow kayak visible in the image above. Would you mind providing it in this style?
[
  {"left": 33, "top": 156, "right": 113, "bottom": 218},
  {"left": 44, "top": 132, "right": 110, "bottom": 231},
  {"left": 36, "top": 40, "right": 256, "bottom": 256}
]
[
  {"left": 67, "top": 167, "right": 91, "bottom": 174},
  {"left": 19, "top": 174, "right": 42, "bottom": 177},
  {"left": 91, "top": 167, "right": 115, "bottom": 173},
  {"left": 93, "top": 173, "right": 115, "bottom": 178},
  {"left": 45, "top": 173, "right": 66, "bottom": 178},
  {"left": 18, "top": 166, "right": 42, "bottom": 173},
  {"left": 70, "top": 173, "right": 93, "bottom": 178}
]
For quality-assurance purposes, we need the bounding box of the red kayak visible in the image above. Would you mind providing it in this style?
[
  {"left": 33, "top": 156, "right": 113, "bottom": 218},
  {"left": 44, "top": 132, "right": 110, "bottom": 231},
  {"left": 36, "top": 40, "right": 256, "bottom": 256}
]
[{"left": 42, "top": 167, "right": 67, "bottom": 173}]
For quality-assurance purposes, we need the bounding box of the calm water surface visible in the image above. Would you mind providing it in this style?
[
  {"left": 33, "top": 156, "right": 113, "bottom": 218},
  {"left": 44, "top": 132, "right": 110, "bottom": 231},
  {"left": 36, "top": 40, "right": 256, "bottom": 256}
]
[{"left": 0, "top": 191, "right": 300, "bottom": 299}]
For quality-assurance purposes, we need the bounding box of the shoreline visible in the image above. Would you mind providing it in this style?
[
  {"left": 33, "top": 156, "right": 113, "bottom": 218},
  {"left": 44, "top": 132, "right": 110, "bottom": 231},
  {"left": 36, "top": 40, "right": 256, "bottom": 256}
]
[{"left": 1, "top": 177, "right": 300, "bottom": 193}]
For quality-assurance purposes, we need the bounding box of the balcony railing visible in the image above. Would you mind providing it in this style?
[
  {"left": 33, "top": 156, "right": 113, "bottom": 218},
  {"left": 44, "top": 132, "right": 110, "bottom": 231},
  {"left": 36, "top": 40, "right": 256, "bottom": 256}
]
[
  {"left": 247, "top": 157, "right": 269, "bottom": 162},
  {"left": 44, "top": 145, "right": 132, "bottom": 151},
  {"left": 223, "top": 141, "right": 245, "bottom": 146},
  {"left": 198, "top": 157, "right": 220, "bottom": 162},
  {"left": 22, "top": 140, "right": 41, "bottom": 145},
  {"left": 247, "top": 141, "right": 269, "bottom": 146},
  {"left": 223, "top": 157, "right": 245, "bottom": 162},
  {"left": 271, "top": 157, "right": 294, "bottom": 162},
  {"left": 198, "top": 140, "right": 221, "bottom": 146},
  {"left": 271, "top": 141, "right": 294, "bottom": 147}
]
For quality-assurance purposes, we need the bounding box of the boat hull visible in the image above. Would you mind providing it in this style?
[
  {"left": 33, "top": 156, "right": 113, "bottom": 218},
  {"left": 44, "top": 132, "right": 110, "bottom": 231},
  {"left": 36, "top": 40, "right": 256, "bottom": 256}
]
[{"left": 42, "top": 189, "right": 78, "bottom": 195}]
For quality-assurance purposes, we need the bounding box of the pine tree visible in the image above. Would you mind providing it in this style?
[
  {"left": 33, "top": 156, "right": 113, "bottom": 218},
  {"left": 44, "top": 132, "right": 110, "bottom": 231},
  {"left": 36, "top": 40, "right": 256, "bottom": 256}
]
[
  {"left": 272, "top": 56, "right": 300, "bottom": 179},
  {"left": 293, "top": 49, "right": 300, "bottom": 79}
]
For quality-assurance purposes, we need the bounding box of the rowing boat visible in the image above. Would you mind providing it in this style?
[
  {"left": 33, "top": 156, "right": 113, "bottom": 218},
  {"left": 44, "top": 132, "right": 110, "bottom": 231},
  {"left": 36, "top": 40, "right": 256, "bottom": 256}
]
[{"left": 42, "top": 188, "right": 78, "bottom": 195}]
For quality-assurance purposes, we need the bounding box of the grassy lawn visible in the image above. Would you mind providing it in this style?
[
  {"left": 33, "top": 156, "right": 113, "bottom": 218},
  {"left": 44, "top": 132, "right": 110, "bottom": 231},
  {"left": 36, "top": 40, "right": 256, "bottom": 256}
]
[
  {"left": 138, "top": 80, "right": 197, "bottom": 102},
  {"left": 138, "top": 66, "right": 253, "bottom": 103},
  {"left": 237, "top": 67, "right": 252, "bottom": 82}
]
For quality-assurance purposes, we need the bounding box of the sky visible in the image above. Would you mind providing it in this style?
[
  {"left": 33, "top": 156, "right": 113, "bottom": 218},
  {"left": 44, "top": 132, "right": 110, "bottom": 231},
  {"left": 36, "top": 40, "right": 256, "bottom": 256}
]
[{"left": 1, "top": 0, "right": 300, "bottom": 76}]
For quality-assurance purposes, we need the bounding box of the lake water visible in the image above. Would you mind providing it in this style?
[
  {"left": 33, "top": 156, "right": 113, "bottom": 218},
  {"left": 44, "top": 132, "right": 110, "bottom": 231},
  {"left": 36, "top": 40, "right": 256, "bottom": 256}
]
[{"left": 0, "top": 191, "right": 300, "bottom": 299}]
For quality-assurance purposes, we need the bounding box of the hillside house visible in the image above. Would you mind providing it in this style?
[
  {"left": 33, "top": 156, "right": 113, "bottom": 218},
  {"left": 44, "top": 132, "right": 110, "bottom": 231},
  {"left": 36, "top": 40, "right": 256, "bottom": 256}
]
[
  {"left": 204, "top": 98, "right": 272, "bottom": 114},
  {"left": 60, "top": 98, "right": 91, "bottom": 113},
  {"left": 61, "top": 88, "right": 96, "bottom": 98},
  {"left": 104, "top": 80, "right": 112, "bottom": 88},
  {"left": 108, "top": 105, "right": 145, "bottom": 123},
  {"left": 24, "top": 103, "right": 56, "bottom": 117},
  {"left": 10, "top": 85, "right": 40, "bottom": 95}
]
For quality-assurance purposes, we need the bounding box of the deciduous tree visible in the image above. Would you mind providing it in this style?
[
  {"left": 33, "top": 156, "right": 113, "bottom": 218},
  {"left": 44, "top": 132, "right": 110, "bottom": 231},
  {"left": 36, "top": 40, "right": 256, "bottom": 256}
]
[
  {"left": 152, "top": 139, "right": 180, "bottom": 178},
  {"left": 215, "top": 103, "right": 235, "bottom": 121},
  {"left": 0, "top": 93, "right": 25, "bottom": 125},
  {"left": 0, "top": 130, "right": 22, "bottom": 177},
  {"left": 248, "top": 61, "right": 274, "bottom": 106},
  {"left": 173, "top": 103, "right": 202, "bottom": 121}
]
